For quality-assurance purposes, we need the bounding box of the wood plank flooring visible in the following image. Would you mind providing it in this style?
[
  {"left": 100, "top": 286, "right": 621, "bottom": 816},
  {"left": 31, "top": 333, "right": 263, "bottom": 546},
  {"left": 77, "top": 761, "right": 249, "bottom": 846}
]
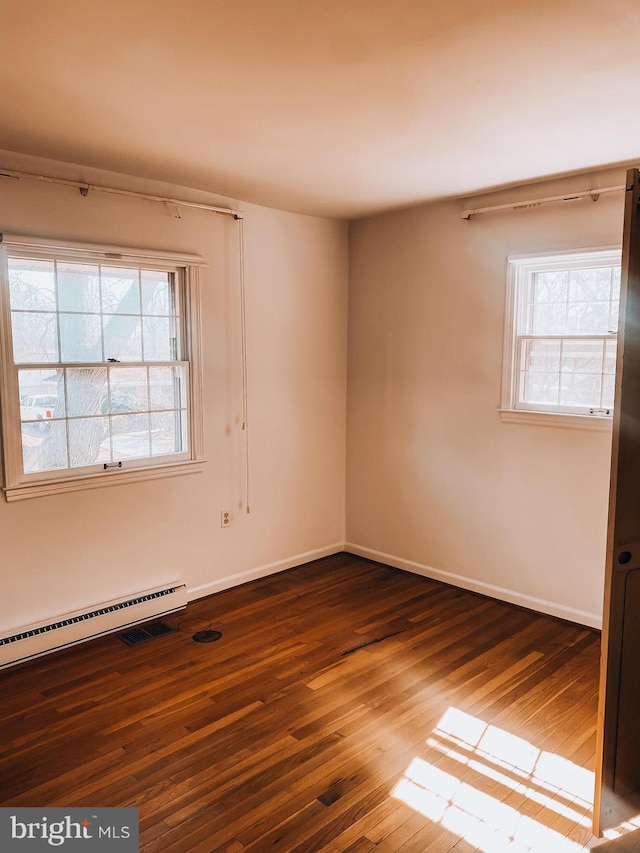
[{"left": 0, "top": 553, "right": 629, "bottom": 852}]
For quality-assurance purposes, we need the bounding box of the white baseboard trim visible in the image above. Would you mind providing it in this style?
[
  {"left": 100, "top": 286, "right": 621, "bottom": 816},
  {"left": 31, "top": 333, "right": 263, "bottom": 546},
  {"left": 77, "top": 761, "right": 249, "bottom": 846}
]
[
  {"left": 187, "top": 542, "right": 345, "bottom": 601},
  {"left": 345, "top": 542, "right": 602, "bottom": 630}
]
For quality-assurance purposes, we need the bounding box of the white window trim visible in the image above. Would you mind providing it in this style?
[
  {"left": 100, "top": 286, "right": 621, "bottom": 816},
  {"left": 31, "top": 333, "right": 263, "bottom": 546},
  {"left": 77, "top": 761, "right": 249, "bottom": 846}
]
[
  {"left": 500, "top": 246, "right": 621, "bottom": 431},
  {"left": 0, "top": 235, "right": 206, "bottom": 501}
]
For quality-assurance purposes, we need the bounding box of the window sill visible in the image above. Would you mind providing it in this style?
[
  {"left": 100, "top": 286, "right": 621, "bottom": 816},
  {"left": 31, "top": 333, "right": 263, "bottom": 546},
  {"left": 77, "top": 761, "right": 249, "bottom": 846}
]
[
  {"left": 3, "top": 459, "right": 205, "bottom": 502},
  {"left": 499, "top": 409, "right": 613, "bottom": 432}
]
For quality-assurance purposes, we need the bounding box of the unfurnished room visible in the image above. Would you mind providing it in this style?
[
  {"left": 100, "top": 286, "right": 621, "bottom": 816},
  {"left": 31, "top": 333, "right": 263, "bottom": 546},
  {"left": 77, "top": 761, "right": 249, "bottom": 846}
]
[{"left": 2, "top": 2, "right": 640, "bottom": 851}]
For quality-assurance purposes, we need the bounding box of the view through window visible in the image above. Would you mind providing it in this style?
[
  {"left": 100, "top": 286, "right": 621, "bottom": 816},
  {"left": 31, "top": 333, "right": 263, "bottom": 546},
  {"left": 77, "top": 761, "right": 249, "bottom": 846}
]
[
  {"left": 0, "top": 241, "right": 202, "bottom": 498},
  {"left": 504, "top": 249, "right": 621, "bottom": 419}
]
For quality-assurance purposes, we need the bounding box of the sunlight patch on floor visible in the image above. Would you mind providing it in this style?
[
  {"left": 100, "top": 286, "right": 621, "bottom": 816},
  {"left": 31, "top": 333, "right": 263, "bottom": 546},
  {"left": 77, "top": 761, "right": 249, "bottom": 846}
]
[{"left": 391, "top": 706, "right": 639, "bottom": 852}]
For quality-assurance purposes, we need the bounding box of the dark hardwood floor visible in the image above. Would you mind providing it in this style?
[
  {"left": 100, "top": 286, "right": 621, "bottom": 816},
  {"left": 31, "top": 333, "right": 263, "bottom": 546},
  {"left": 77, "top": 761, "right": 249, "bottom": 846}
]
[{"left": 0, "top": 553, "right": 627, "bottom": 852}]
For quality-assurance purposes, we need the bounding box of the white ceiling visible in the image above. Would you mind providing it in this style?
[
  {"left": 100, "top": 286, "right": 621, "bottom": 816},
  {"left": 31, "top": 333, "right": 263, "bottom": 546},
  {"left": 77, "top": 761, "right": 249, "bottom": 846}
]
[{"left": 2, "top": 0, "right": 640, "bottom": 219}]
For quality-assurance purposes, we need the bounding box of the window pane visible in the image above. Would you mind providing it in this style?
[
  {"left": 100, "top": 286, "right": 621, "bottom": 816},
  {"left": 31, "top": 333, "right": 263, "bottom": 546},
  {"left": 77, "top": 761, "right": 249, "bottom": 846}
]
[
  {"left": 532, "top": 271, "right": 568, "bottom": 304},
  {"left": 149, "top": 366, "right": 187, "bottom": 410},
  {"left": 19, "top": 369, "right": 66, "bottom": 420},
  {"left": 531, "top": 304, "right": 568, "bottom": 335},
  {"left": 109, "top": 414, "right": 151, "bottom": 461},
  {"left": 603, "top": 374, "right": 616, "bottom": 409},
  {"left": 59, "top": 313, "right": 103, "bottom": 361},
  {"left": 11, "top": 312, "right": 58, "bottom": 362},
  {"left": 528, "top": 265, "right": 621, "bottom": 338},
  {"left": 141, "top": 270, "right": 173, "bottom": 316},
  {"left": 22, "top": 420, "right": 68, "bottom": 473},
  {"left": 613, "top": 266, "right": 621, "bottom": 289},
  {"left": 561, "top": 340, "right": 604, "bottom": 374},
  {"left": 8, "top": 258, "right": 56, "bottom": 311},
  {"left": 100, "top": 267, "right": 140, "bottom": 313},
  {"left": 559, "top": 373, "right": 602, "bottom": 408},
  {"left": 68, "top": 417, "right": 107, "bottom": 467},
  {"left": 143, "top": 317, "right": 177, "bottom": 361},
  {"left": 566, "top": 301, "right": 610, "bottom": 334},
  {"left": 568, "top": 267, "right": 612, "bottom": 302},
  {"left": 57, "top": 262, "right": 101, "bottom": 313},
  {"left": 560, "top": 341, "right": 605, "bottom": 409},
  {"left": 525, "top": 340, "right": 561, "bottom": 372},
  {"left": 605, "top": 339, "right": 617, "bottom": 374},
  {"left": 66, "top": 368, "right": 108, "bottom": 417},
  {"left": 520, "top": 337, "right": 615, "bottom": 411},
  {"left": 107, "top": 367, "right": 149, "bottom": 413},
  {"left": 520, "top": 371, "right": 559, "bottom": 405},
  {"left": 103, "top": 314, "right": 143, "bottom": 361},
  {"left": 603, "top": 339, "right": 617, "bottom": 409},
  {"left": 151, "top": 411, "right": 187, "bottom": 456}
]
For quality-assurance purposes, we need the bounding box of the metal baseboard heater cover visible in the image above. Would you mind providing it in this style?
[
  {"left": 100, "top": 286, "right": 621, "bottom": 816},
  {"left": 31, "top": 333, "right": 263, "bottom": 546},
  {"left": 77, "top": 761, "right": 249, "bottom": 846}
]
[{"left": 0, "top": 582, "right": 187, "bottom": 669}]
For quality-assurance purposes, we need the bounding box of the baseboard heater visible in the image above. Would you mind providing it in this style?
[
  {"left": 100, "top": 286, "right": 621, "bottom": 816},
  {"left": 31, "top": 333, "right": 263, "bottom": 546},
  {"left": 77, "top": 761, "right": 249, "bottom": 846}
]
[{"left": 0, "top": 582, "right": 187, "bottom": 669}]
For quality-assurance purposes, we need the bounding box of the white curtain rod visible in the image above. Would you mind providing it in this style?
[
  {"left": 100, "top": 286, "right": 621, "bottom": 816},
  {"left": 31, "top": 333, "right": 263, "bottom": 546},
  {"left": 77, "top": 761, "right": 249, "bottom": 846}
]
[
  {"left": 460, "top": 184, "right": 625, "bottom": 220},
  {"left": 0, "top": 168, "right": 244, "bottom": 219}
]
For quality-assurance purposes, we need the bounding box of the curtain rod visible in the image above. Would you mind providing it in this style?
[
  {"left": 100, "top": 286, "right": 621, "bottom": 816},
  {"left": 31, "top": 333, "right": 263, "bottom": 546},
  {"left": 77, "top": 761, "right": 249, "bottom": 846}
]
[
  {"left": 460, "top": 184, "right": 625, "bottom": 220},
  {"left": 0, "top": 168, "right": 244, "bottom": 219}
]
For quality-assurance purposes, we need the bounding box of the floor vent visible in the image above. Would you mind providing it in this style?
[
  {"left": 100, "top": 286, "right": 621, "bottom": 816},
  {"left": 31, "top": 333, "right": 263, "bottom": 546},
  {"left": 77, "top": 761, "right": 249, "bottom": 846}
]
[
  {"left": 119, "top": 621, "right": 174, "bottom": 647},
  {"left": 193, "top": 630, "right": 222, "bottom": 643}
]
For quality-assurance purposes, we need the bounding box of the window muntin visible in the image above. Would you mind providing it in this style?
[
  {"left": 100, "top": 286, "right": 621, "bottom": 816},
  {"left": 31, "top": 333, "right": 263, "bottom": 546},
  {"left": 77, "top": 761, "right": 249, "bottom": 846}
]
[
  {"left": 18, "top": 364, "right": 188, "bottom": 474},
  {"left": 8, "top": 258, "right": 180, "bottom": 364},
  {"left": 0, "top": 242, "right": 201, "bottom": 496},
  {"left": 507, "top": 250, "right": 621, "bottom": 418}
]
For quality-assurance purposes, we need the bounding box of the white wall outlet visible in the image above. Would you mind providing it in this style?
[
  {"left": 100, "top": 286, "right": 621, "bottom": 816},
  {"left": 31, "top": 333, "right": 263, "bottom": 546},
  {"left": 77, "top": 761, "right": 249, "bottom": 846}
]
[{"left": 221, "top": 510, "right": 231, "bottom": 528}]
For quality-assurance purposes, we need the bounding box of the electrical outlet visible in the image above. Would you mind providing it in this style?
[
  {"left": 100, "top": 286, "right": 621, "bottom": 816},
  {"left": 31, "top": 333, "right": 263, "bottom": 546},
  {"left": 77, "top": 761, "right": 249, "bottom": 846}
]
[{"left": 221, "top": 510, "right": 231, "bottom": 528}]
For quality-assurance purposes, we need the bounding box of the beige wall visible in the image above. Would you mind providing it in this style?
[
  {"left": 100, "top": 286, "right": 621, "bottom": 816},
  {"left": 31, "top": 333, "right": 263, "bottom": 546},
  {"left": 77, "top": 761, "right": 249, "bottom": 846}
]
[
  {"left": 0, "top": 151, "right": 624, "bottom": 636},
  {"left": 0, "top": 153, "right": 348, "bottom": 632},
  {"left": 346, "top": 170, "right": 625, "bottom": 627}
]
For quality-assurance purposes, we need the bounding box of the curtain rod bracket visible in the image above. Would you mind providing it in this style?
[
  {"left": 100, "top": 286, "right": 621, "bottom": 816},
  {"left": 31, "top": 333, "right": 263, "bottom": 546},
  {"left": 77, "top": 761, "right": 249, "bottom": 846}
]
[{"left": 164, "top": 201, "right": 181, "bottom": 219}]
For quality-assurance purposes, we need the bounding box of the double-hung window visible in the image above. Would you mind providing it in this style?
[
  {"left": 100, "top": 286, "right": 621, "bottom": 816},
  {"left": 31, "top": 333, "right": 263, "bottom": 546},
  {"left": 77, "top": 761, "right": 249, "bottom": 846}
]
[
  {"left": 501, "top": 248, "right": 621, "bottom": 426},
  {"left": 0, "top": 236, "right": 204, "bottom": 500}
]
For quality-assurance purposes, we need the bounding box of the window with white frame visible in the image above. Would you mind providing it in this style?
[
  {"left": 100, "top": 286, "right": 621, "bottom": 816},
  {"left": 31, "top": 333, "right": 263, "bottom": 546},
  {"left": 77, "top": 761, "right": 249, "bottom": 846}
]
[
  {"left": 501, "top": 248, "right": 621, "bottom": 423},
  {"left": 0, "top": 236, "right": 204, "bottom": 500}
]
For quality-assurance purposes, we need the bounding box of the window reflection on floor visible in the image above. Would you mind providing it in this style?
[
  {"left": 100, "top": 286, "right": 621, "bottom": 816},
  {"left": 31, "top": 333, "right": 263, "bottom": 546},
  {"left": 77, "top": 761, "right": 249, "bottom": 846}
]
[{"left": 391, "top": 707, "right": 640, "bottom": 852}]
